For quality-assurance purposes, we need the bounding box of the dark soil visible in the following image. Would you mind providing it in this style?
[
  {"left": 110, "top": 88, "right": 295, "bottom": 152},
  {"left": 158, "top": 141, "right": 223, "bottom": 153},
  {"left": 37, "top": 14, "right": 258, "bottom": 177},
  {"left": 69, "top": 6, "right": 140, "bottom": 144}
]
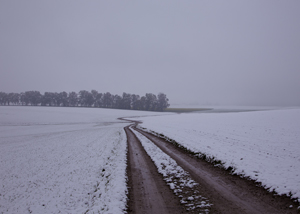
[
  {"left": 125, "top": 125, "right": 186, "bottom": 214},
  {"left": 133, "top": 126, "right": 300, "bottom": 214}
]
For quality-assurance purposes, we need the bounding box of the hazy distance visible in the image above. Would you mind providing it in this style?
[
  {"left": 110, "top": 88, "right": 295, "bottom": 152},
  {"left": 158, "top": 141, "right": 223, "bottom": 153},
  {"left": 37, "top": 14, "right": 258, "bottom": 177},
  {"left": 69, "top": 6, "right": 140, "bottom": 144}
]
[{"left": 1, "top": 1, "right": 299, "bottom": 107}]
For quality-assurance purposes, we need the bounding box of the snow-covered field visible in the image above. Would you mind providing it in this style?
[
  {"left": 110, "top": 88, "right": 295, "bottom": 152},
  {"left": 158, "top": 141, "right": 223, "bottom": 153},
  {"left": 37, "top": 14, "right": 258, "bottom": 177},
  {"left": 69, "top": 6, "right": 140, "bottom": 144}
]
[
  {"left": 133, "top": 109, "right": 300, "bottom": 202},
  {"left": 0, "top": 106, "right": 166, "bottom": 214},
  {"left": 1, "top": 106, "right": 300, "bottom": 213}
]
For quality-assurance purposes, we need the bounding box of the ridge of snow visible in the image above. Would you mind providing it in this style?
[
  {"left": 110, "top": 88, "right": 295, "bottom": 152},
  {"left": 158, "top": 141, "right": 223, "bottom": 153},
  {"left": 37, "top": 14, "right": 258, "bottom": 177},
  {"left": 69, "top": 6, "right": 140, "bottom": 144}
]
[{"left": 131, "top": 127, "right": 212, "bottom": 213}]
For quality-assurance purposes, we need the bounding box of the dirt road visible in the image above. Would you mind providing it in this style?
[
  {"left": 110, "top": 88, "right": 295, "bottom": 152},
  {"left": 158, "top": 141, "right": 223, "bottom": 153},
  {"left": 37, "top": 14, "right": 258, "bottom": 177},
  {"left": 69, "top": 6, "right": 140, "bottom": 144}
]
[
  {"left": 125, "top": 124, "right": 299, "bottom": 213},
  {"left": 125, "top": 125, "right": 185, "bottom": 214}
]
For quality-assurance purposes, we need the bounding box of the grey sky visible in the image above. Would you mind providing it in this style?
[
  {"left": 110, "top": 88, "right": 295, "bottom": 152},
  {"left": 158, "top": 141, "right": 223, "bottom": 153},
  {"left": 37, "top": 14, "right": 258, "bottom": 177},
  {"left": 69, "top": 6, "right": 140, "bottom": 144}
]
[{"left": 1, "top": 1, "right": 299, "bottom": 106}]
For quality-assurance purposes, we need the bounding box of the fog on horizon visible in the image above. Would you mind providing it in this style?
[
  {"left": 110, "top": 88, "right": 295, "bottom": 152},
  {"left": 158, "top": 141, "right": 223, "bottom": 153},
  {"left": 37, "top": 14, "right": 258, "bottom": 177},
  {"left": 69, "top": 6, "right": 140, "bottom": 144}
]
[{"left": 1, "top": 1, "right": 299, "bottom": 107}]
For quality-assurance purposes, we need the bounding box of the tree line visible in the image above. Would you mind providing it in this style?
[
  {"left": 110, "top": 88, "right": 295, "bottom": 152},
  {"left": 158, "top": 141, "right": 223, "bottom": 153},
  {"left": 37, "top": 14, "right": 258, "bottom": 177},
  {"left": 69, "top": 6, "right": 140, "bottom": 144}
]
[{"left": 0, "top": 90, "right": 170, "bottom": 111}]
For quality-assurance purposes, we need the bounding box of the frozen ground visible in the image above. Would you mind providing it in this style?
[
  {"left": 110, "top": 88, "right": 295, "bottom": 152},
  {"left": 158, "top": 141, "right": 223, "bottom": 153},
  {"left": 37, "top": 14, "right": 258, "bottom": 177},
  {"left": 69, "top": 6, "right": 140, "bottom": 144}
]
[
  {"left": 0, "top": 106, "right": 166, "bottom": 214},
  {"left": 132, "top": 108, "right": 300, "bottom": 202},
  {"left": 2, "top": 106, "right": 299, "bottom": 212}
]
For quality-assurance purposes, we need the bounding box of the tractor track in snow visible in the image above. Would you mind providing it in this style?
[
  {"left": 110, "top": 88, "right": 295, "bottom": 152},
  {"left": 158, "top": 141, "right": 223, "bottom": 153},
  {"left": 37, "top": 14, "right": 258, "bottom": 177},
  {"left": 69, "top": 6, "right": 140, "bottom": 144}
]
[
  {"left": 124, "top": 125, "right": 186, "bottom": 214},
  {"left": 125, "top": 122, "right": 299, "bottom": 213}
]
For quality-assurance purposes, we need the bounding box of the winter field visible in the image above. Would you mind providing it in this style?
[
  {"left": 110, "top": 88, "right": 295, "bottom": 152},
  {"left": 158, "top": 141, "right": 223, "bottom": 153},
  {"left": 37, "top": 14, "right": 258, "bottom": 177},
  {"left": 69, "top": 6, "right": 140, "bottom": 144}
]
[
  {"left": 1, "top": 106, "right": 300, "bottom": 213},
  {"left": 0, "top": 106, "right": 166, "bottom": 214},
  {"left": 132, "top": 108, "right": 300, "bottom": 203}
]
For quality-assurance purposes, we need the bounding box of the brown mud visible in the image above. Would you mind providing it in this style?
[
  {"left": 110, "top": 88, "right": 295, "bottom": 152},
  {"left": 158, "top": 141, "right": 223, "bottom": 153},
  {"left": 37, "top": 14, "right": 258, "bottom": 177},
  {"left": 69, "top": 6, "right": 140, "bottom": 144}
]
[
  {"left": 125, "top": 125, "right": 186, "bottom": 214},
  {"left": 124, "top": 120, "right": 299, "bottom": 214}
]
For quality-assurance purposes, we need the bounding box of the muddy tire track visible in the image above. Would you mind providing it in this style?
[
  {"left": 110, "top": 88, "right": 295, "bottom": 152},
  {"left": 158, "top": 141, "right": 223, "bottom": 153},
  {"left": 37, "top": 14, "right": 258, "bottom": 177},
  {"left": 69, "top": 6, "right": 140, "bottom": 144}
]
[
  {"left": 129, "top": 125, "right": 299, "bottom": 214},
  {"left": 124, "top": 125, "right": 186, "bottom": 214}
]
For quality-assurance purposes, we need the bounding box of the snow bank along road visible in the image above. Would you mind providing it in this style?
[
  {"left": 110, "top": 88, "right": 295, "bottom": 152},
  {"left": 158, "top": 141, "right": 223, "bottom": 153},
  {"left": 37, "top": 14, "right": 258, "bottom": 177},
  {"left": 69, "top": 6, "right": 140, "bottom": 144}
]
[{"left": 126, "top": 122, "right": 299, "bottom": 213}]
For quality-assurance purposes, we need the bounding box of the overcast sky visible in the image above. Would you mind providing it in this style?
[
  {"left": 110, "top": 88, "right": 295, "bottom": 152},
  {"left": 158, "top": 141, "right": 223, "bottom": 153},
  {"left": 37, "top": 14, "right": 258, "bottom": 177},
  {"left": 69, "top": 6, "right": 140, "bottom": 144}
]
[{"left": 1, "top": 1, "right": 299, "bottom": 106}]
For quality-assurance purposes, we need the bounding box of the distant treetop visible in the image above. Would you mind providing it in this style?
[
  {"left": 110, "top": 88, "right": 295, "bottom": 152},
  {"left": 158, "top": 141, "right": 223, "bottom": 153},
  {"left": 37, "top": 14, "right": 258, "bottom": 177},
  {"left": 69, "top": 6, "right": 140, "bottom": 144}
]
[{"left": 0, "top": 90, "right": 170, "bottom": 112}]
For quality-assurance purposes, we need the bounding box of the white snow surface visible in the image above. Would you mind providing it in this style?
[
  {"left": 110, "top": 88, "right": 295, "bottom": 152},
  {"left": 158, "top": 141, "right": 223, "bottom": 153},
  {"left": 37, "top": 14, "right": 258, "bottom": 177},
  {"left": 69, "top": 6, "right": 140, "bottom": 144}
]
[
  {"left": 0, "top": 106, "right": 167, "bottom": 214},
  {"left": 132, "top": 109, "right": 300, "bottom": 202}
]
